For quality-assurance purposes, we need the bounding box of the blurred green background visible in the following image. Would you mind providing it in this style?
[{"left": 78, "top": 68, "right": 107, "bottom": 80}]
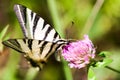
[{"left": 0, "top": 0, "right": 120, "bottom": 80}]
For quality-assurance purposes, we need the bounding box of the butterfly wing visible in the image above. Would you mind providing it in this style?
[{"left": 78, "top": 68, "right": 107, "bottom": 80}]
[
  {"left": 14, "top": 4, "right": 61, "bottom": 42},
  {"left": 2, "top": 39, "right": 65, "bottom": 69}
]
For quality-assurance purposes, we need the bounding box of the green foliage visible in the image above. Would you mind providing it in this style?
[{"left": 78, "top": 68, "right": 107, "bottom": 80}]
[
  {"left": 0, "top": 25, "right": 9, "bottom": 39},
  {"left": 96, "top": 58, "right": 113, "bottom": 68},
  {"left": 1, "top": 50, "right": 20, "bottom": 80},
  {"left": 88, "top": 51, "right": 113, "bottom": 80},
  {"left": 99, "top": 51, "right": 112, "bottom": 58},
  {"left": 25, "top": 68, "right": 38, "bottom": 80},
  {"left": 95, "top": 51, "right": 113, "bottom": 67},
  {"left": 0, "top": 25, "right": 9, "bottom": 52},
  {"left": 88, "top": 68, "right": 97, "bottom": 80}
]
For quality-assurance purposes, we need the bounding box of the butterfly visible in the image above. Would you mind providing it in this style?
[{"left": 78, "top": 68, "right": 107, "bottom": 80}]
[{"left": 2, "top": 4, "right": 68, "bottom": 70}]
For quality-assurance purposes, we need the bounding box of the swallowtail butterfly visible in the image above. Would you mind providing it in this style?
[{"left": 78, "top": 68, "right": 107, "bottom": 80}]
[{"left": 2, "top": 4, "right": 68, "bottom": 70}]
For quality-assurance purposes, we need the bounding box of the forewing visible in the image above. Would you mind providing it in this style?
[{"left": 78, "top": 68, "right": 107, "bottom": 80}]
[{"left": 14, "top": 4, "right": 61, "bottom": 42}]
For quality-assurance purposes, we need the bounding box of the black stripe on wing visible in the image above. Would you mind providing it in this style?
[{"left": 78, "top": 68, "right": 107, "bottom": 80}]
[
  {"left": 28, "top": 39, "right": 33, "bottom": 50},
  {"left": 33, "top": 15, "right": 39, "bottom": 37},
  {"left": 43, "top": 25, "right": 52, "bottom": 40},
  {"left": 14, "top": 4, "right": 27, "bottom": 38},
  {"left": 37, "top": 41, "right": 48, "bottom": 55},
  {"left": 14, "top": 4, "right": 61, "bottom": 42},
  {"left": 43, "top": 42, "right": 59, "bottom": 59},
  {"left": 2, "top": 39, "right": 24, "bottom": 53},
  {"left": 41, "top": 39, "right": 67, "bottom": 59}
]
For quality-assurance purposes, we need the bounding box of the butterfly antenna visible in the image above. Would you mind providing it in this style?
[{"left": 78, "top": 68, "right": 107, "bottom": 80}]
[{"left": 66, "top": 21, "right": 74, "bottom": 42}]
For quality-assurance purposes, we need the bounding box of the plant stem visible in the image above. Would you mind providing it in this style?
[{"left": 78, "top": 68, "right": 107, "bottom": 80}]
[
  {"left": 47, "top": 0, "right": 64, "bottom": 37},
  {"left": 73, "top": 67, "right": 88, "bottom": 80},
  {"left": 81, "top": 0, "right": 104, "bottom": 36},
  {"left": 106, "top": 66, "right": 120, "bottom": 74},
  {"left": 25, "top": 68, "right": 38, "bottom": 80},
  {"left": 62, "top": 59, "right": 73, "bottom": 80},
  {"left": 47, "top": 0, "right": 73, "bottom": 80}
]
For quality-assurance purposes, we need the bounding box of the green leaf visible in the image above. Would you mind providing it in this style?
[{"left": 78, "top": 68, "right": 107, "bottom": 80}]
[
  {"left": 88, "top": 68, "right": 97, "bottom": 80},
  {"left": 99, "top": 51, "right": 112, "bottom": 57},
  {"left": 96, "top": 58, "right": 113, "bottom": 67},
  {"left": 0, "top": 25, "right": 9, "bottom": 39},
  {"left": 0, "top": 25, "right": 9, "bottom": 52},
  {"left": 95, "top": 51, "right": 113, "bottom": 67}
]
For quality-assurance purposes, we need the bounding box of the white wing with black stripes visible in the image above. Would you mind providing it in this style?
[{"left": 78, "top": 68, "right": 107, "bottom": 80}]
[
  {"left": 2, "top": 39, "right": 66, "bottom": 70},
  {"left": 14, "top": 4, "right": 61, "bottom": 42},
  {"left": 2, "top": 4, "right": 68, "bottom": 70}
]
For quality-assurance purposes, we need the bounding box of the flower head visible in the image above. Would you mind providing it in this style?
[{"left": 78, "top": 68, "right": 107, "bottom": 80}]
[{"left": 62, "top": 35, "right": 95, "bottom": 69}]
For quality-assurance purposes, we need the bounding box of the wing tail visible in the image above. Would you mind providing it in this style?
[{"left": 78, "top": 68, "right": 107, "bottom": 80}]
[{"left": 2, "top": 39, "right": 24, "bottom": 53}]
